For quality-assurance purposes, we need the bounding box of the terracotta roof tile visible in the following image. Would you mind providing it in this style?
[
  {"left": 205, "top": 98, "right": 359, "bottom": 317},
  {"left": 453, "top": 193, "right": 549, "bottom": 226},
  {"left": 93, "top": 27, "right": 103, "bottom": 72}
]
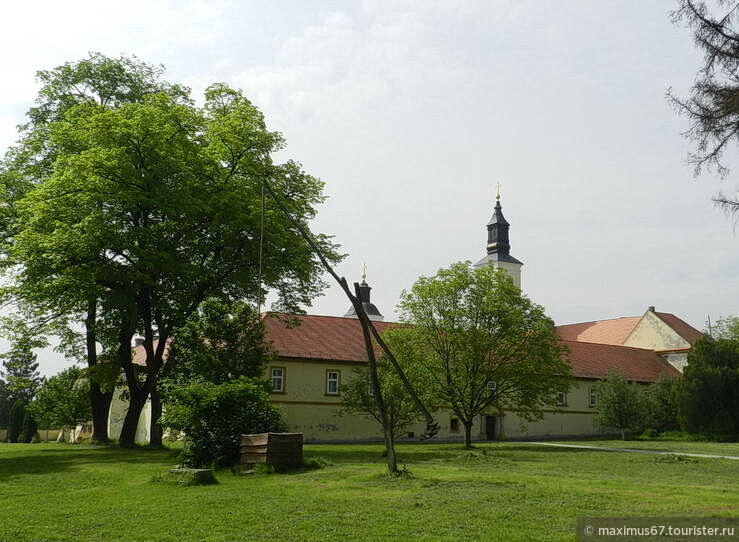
[
  {"left": 263, "top": 313, "right": 395, "bottom": 362},
  {"left": 264, "top": 313, "right": 678, "bottom": 383},
  {"left": 655, "top": 312, "right": 704, "bottom": 345},
  {"left": 564, "top": 340, "right": 680, "bottom": 382},
  {"left": 556, "top": 317, "right": 641, "bottom": 345}
]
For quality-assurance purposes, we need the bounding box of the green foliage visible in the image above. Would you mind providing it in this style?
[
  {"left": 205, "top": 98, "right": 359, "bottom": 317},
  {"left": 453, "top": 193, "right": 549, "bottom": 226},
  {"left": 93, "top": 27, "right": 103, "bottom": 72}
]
[
  {"left": 595, "top": 371, "right": 646, "bottom": 439},
  {"left": 397, "top": 262, "right": 570, "bottom": 446},
  {"left": 166, "top": 298, "right": 272, "bottom": 385},
  {"left": 711, "top": 316, "right": 739, "bottom": 342},
  {"left": 340, "top": 327, "right": 439, "bottom": 442},
  {"left": 6, "top": 400, "right": 27, "bottom": 442},
  {"left": 0, "top": 53, "right": 341, "bottom": 445},
  {"left": 643, "top": 373, "right": 680, "bottom": 433},
  {"left": 28, "top": 367, "right": 91, "bottom": 433},
  {"left": 0, "top": 379, "right": 12, "bottom": 428},
  {"left": 161, "top": 378, "right": 285, "bottom": 468},
  {"left": 0, "top": 325, "right": 43, "bottom": 404},
  {"left": 19, "top": 408, "right": 38, "bottom": 443},
  {"left": 677, "top": 337, "right": 739, "bottom": 440}
]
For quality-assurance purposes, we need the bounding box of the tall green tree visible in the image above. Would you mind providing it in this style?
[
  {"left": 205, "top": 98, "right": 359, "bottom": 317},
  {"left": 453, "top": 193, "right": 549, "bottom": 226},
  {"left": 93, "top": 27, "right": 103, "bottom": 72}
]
[
  {"left": 6, "top": 401, "right": 27, "bottom": 443},
  {"left": 159, "top": 298, "right": 273, "bottom": 447},
  {"left": 677, "top": 336, "right": 739, "bottom": 439},
  {"left": 166, "top": 298, "right": 272, "bottom": 385},
  {"left": 595, "top": 371, "right": 646, "bottom": 440},
  {"left": 0, "top": 54, "right": 186, "bottom": 443},
  {"left": 398, "top": 262, "right": 570, "bottom": 448},
  {"left": 670, "top": 0, "right": 739, "bottom": 214},
  {"left": 28, "top": 367, "right": 91, "bottom": 441},
  {"left": 0, "top": 55, "right": 340, "bottom": 447},
  {"left": 0, "top": 379, "right": 12, "bottom": 428},
  {"left": 0, "top": 329, "right": 43, "bottom": 404},
  {"left": 340, "top": 327, "right": 439, "bottom": 447},
  {"left": 643, "top": 373, "right": 680, "bottom": 433},
  {"left": 712, "top": 315, "right": 739, "bottom": 341}
]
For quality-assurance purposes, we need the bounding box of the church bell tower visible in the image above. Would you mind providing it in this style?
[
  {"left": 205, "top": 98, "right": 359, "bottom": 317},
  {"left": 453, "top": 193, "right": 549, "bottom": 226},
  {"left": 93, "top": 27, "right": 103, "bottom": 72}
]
[{"left": 473, "top": 186, "right": 523, "bottom": 288}]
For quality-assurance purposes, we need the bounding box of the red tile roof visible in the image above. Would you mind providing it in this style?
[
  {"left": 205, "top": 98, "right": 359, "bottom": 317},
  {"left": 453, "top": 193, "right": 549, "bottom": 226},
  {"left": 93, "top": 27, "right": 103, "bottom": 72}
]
[
  {"left": 132, "top": 338, "right": 170, "bottom": 366},
  {"left": 263, "top": 313, "right": 395, "bottom": 363},
  {"left": 556, "top": 317, "right": 641, "bottom": 345},
  {"left": 263, "top": 313, "right": 677, "bottom": 383},
  {"left": 655, "top": 312, "right": 704, "bottom": 345},
  {"left": 564, "top": 340, "right": 680, "bottom": 382}
]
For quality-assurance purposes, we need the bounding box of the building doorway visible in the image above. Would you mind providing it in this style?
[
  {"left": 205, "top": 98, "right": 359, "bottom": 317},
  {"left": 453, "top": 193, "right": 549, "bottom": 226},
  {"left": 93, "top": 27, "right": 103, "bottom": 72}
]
[{"left": 484, "top": 415, "right": 498, "bottom": 440}]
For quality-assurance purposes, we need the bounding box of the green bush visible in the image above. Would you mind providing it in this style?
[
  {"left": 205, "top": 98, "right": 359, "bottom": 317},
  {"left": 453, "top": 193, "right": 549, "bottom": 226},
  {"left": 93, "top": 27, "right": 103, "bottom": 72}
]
[
  {"left": 643, "top": 374, "right": 680, "bottom": 433},
  {"left": 161, "top": 377, "right": 285, "bottom": 468},
  {"left": 677, "top": 337, "right": 739, "bottom": 440},
  {"left": 19, "top": 409, "right": 38, "bottom": 443},
  {"left": 6, "top": 401, "right": 26, "bottom": 442}
]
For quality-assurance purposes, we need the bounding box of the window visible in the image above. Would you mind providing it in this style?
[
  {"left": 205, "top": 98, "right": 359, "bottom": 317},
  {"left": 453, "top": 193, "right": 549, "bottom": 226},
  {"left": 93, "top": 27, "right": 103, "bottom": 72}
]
[
  {"left": 326, "top": 370, "right": 340, "bottom": 395},
  {"left": 556, "top": 390, "right": 567, "bottom": 407},
  {"left": 270, "top": 367, "right": 285, "bottom": 393},
  {"left": 450, "top": 417, "right": 460, "bottom": 432},
  {"left": 589, "top": 388, "right": 597, "bottom": 407}
]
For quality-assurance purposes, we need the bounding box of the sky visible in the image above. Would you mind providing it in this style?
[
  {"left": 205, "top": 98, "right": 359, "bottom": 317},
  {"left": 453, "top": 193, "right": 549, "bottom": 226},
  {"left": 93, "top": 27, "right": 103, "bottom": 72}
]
[{"left": 1, "top": 0, "right": 737, "bottom": 376}]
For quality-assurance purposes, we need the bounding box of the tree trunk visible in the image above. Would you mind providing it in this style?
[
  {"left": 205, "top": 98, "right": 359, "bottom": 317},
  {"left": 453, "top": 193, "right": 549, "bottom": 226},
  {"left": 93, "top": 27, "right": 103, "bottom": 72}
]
[
  {"left": 89, "top": 382, "right": 112, "bottom": 443},
  {"left": 383, "top": 427, "right": 397, "bottom": 472},
  {"left": 86, "top": 297, "right": 111, "bottom": 443},
  {"left": 621, "top": 428, "right": 626, "bottom": 440},
  {"left": 149, "top": 385, "right": 163, "bottom": 448},
  {"left": 119, "top": 386, "right": 148, "bottom": 447},
  {"left": 463, "top": 420, "right": 473, "bottom": 449}
]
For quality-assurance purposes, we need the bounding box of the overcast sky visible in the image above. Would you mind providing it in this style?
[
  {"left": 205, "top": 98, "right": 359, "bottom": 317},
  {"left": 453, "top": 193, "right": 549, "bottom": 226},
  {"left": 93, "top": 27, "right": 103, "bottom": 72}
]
[{"left": 2, "top": 1, "right": 737, "bottom": 375}]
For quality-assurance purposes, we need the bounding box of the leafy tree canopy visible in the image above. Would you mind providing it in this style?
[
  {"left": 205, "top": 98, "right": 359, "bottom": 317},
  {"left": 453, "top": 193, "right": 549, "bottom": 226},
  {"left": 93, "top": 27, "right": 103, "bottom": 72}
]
[
  {"left": 397, "top": 262, "right": 570, "bottom": 447},
  {"left": 340, "top": 327, "right": 439, "bottom": 444},
  {"left": 165, "top": 298, "right": 273, "bottom": 385},
  {"left": 595, "top": 370, "right": 647, "bottom": 440},
  {"left": 0, "top": 54, "right": 341, "bottom": 446},
  {"left": 28, "top": 366, "right": 91, "bottom": 435},
  {"left": 677, "top": 336, "right": 739, "bottom": 439}
]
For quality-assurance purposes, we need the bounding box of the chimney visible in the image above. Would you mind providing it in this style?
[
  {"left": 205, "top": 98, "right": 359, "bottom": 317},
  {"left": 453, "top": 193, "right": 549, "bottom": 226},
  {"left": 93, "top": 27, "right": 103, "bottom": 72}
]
[{"left": 648, "top": 306, "right": 655, "bottom": 313}]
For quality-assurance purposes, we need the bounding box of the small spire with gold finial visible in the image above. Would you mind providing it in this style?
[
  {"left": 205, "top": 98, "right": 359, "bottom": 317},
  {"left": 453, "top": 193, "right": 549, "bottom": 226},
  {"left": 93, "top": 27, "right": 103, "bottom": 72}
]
[
  {"left": 496, "top": 181, "right": 501, "bottom": 201},
  {"left": 344, "top": 262, "right": 384, "bottom": 321}
]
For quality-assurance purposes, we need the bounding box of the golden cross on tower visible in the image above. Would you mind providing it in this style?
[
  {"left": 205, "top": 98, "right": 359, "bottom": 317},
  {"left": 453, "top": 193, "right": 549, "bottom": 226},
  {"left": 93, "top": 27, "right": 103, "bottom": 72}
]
[
  {"left": 362, "top": 263, "right": 367, "bottom": 281},
  {"left": 496, "top": 181, "right": 501, "bottom": 200}
]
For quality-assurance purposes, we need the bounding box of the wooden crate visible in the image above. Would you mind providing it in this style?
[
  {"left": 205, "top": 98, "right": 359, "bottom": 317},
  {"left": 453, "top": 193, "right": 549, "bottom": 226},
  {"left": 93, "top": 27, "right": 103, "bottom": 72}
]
[{"left": 240, "top": 432, "right": 303, "bottom": 469}]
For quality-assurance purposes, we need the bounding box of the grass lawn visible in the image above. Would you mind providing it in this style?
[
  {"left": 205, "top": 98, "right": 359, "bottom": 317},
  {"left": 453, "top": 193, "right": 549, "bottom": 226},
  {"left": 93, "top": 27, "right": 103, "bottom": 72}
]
[{"left": 0, "top": 441, "right": 737, "bottom": 542}]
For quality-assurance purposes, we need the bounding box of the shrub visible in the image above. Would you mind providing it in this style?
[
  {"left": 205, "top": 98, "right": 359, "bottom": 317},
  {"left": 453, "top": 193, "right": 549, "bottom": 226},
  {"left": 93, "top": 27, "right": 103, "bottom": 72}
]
[
  {"left": 677, "top": 337, "right": 739, "bottom": 440},
  {"left": 161, "top": 377, "right": 285, "bottom": 468},
  {"left": 19, "top": 409, "right": 38, "bottom": 443},
  {"left": 6, "top": 401, "right": 26, "bottom": 442},
  {"left": 643, "top": 374, "right": 680, "bottom": 433},
  {"left": 595, "top": 371, "right": 646, "bottom": 439}
]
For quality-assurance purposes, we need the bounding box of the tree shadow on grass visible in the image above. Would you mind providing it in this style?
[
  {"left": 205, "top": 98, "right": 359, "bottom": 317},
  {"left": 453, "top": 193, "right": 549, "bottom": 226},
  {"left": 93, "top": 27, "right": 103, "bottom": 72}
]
[{"left": 0, "top": 443, "right": 179, "bottom": 480}]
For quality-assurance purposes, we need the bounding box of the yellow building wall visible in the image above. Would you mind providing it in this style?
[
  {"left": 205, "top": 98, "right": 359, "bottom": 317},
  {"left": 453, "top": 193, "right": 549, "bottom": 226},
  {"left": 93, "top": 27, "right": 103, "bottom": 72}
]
[{"left": 267, "top": 358, "right": 603, "bottom": 442}]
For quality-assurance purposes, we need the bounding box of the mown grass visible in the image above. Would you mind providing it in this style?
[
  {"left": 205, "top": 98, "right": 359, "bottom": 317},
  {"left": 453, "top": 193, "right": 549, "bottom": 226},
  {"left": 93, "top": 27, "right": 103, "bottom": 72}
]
[{"left": 0, "top": 441, "right": 736, "bottom": 542}]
